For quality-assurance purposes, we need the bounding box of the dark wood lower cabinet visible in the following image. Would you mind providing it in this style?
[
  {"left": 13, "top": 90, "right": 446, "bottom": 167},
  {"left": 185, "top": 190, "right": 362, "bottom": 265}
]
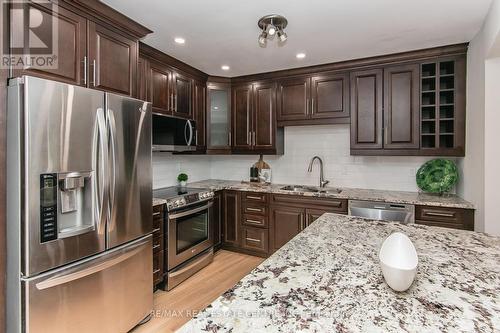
[
  {"left": 415, "top": 205, "right": 474, "bottom": 231},
  {"left": 270, "top": 206, "right": 304, "bottom": 252},
  {"left": 223, "top": 191, "right": 241, "bottom": 247},
  {"left": 241, "top": 226, "right": 269, "bottom": 254},
  {"left": 212, "top": 191, "right": 223, "bottom": 250},
  {"left": 152, "top": 203, "right": 165, "bottom": 288}
]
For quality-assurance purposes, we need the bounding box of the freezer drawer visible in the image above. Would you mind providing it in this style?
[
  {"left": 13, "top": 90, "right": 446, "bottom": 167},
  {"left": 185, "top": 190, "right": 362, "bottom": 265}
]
[{"left": 21, "top": 235, "right": 152, "bottom": 333}]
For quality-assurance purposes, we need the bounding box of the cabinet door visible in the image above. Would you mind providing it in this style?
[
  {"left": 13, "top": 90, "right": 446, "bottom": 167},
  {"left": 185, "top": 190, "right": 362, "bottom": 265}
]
[
  {"left": 384, "top": 64, "right": 420, "bottom": 149},
  {"left": 212, "top": 191, "right": 223, "bottom": 248},
  {"left": 11, "top": 2, "right": 87, "bottom": 86},
  {"left": 193, "top": 80, "right": 207, "bottom": 149},
  {"left": 137, "top": 56, "right": 149, "bottom": 100},
  {"left": 88, "top": 22, "right": 137, "bottom": 96},
  {"left": 148, "top": 61, "right": 172, "bottom": 115},
  {"left": 232, "top": 84, "right": 253, "bottom": 150},
  {"left": 207, "top": 83, "right": 231, "bottom": 151},
  {"left": 223, "top": 191, "right": 241, "bottom": 247},
  {"left": 350, "top": 69, "right": 383, "bottom": 149},
  {"left": 172, "top": 72, "right": 192, "bottom": 118},
  {"left": 253, "top": 82, "right": 276, "bottom": 150},
  {"left": 305, "top": 208, "right": 335, "bottom": 227},
  {"left": 277, "top": 77, "right": 310, "bottom": 121},
  {"left": 270, "top": 206, "right": 305, "bottom": 251},
  {"left": 311, "top": 73, "right": 350, "bottom": 119}
]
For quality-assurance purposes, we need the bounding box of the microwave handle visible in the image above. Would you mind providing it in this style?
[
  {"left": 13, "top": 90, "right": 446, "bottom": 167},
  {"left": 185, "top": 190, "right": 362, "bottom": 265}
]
[{"left": 185, "top": 120, "right": 194, "bottom": 146}]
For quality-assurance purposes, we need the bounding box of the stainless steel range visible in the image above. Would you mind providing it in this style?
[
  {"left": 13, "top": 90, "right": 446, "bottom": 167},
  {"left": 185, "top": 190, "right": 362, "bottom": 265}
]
[{"left": 153, "top": 186, "right": 215, "bottom": 290}]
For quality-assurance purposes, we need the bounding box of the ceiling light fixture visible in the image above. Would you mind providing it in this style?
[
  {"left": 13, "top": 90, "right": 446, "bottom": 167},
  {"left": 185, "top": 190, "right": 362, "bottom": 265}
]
[
  {"left": 296, "top": 53, "right": 306, "bottom": 59},
  {"left": 174, "top": 37, "right": 185, "bottom": 44},
  {"left": 257, "top": 14, "right": 288, "bottom": 47},
  {"left": 221, "top": 65, "right": 230, "bottom": 71}
]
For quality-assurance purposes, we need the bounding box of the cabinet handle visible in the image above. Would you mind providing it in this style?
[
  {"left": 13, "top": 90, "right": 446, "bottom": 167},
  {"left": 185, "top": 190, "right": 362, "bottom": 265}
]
[
  {"left": 425, "top": 211, "right": 455, "bottom": 218},
  {"left": 248, "top": 131, "right": 251, "bottom": 145},
  {"left": 228, "top": 132, "right": 232, "bottom": 146},
  {"left": 246, "top": 207, "right": 262, "bottom": 212},
  {"left": 253, "top": 131, "right": 256, "bottom": 146},
  {"left": 195, "top": 130, "right": 198, "bottom": 146},
  {"left": 300, "top": 215, "right": 305, "bottom": 230},
  {"left": 174, "top": 95, "right": 178, "bottom": 111},
  {"left": 153, "top": 228, "right": 161, "bottom": 233},
  {"left": 311, "top": 98, "right": 314, "bottom": 114},
  {"left": 91, "top": 59, "right": 96, "bottom": 87},
  {"left": 153, "top": 212, "right": 161, "bottom": 217},
  {"left": 306, "top": 98, "right": 309, "bottom": 115},
  {"left": 245, "top": 219, "right": 262, "bottom": 224},
  {"left": 82, "top": 56, "right": 87, "bottom": 85},
  {"left": 246, "top": 237, "right": 261, "bottom": 243},
  {"left": 246, "top": 196, "right": 263, "bottom": 200}
]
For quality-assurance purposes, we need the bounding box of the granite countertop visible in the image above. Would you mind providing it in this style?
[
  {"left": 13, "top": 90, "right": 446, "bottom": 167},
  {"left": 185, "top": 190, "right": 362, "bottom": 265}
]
[
  {"left": 153, "top": 197, "right": 167, "bottom": 206},
  {"left": 188, "top": 179, "right": 474, "bottom": 209},
  {"left": 178, "top": 214, "right": 500, "bottom": 332}
]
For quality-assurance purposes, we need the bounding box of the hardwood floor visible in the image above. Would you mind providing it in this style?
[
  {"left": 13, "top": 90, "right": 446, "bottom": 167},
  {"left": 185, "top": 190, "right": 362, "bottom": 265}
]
[{"left": 133, "top": 250, "right": 264, "bottom": 333}]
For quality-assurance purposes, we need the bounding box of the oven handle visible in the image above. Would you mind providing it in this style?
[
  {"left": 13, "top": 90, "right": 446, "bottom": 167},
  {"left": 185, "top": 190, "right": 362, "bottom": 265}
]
[{"left": 168, "top": 202, "right": 213, "bottom": 220}]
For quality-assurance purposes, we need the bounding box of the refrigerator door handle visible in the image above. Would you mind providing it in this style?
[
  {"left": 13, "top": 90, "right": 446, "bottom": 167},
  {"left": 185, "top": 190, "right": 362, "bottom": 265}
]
[
  {"left": 94, "top": 107, "right": 109, "bottom": 235},
  {"left": 107, "top": 109, "right": 117, "bottom": 231},
  {"left": 35, "top": 238, "right": 149, "bottom": 290}
]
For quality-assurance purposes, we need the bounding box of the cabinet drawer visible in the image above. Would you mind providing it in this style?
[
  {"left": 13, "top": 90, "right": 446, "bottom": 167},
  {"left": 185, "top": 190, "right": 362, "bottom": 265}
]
[
  {"left": 242, "top": 202, "right": 267, "bottom": 216},
  {"left": 241, "top": 227, "right": 268, "bottom": 254},
  {"left": 153, "top": 250, "right": 164, "bottom": 283},
  {"left": 242, "top": 214, "right": 268, "bottom": 228},
  {"left": 242, "top": 192, "right": 268, "bottom": 204},
  {"left": 415, "top": 206, "right": 474, "bottom": 231},
  {"left": 271, "top": 194, "right": 348, "bottom": 213},
  {"left": 153, "top": 233, "right": 163, "bottom": 253}
]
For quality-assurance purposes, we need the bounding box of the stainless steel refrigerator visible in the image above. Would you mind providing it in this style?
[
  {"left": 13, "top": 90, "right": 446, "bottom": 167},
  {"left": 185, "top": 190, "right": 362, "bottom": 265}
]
[{"left": 6, "top": 76, "right": 153, "bottom": 333}]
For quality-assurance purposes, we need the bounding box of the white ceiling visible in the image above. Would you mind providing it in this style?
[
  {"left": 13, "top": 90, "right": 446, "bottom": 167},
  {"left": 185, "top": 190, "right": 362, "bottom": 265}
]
[{"left": 103, "top": 0, "right": 492, "bottom": 77}]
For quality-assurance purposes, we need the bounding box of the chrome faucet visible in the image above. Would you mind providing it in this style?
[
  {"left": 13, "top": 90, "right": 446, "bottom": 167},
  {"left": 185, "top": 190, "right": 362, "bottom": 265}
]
[{"left": 307, "top": 156, "right": 330, "bottom": 188}]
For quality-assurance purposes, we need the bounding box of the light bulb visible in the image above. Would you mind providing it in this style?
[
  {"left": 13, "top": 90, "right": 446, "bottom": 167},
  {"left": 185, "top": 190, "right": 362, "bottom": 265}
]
[{"left": 268, "top": 25, "right": 276, "bottom": 36}]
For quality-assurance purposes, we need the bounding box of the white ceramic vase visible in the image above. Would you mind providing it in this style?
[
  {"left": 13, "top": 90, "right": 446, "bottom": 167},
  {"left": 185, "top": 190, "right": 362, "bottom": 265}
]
[{"left": 379, "top": 232, "right": 418, "bottom": 292}]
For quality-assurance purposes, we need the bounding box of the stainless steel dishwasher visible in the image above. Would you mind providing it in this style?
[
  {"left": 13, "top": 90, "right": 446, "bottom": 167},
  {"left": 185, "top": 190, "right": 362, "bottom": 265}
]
[{"left": 348, "top": 200, "right": 415, "bottom": 224}]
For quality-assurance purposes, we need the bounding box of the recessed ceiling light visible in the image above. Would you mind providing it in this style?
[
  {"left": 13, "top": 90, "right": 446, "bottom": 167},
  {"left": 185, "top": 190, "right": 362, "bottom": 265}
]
[
  {"left": 296, "top": 53, "right": 306, "bottom": 59},
  {"left": 221, "top": 65, "right": 230, "bottom": 71},
  {"left": 174, "top": 37, "right": 185, "bottom": 44},
  {"left": 214, "top": 106, "right": 219, "bottom": 110}
]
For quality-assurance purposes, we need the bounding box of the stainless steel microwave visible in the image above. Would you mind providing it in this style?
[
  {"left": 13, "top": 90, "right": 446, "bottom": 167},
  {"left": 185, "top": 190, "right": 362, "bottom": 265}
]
[{"left": 152, "top": 113, "right": 196, "bottom": 152}]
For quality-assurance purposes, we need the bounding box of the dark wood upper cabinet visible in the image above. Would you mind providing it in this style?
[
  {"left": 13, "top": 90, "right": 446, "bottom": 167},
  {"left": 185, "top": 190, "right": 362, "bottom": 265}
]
[
  {"left": 253, "top": 82, "right": 276, "bottom": 150},
  {"left": 172, "top": 72, "right": 192, "bottom": 118},
  {"left": 88, "top": 22, "right": 137, "bottom": 96},
  {"left": 231, "top": 81, "right": 282, "bottom": 154},
  {"left": 311, "top": 73, "right": 350, "bottom": 119},
  {"left": 223, "top": 191, "right": 241, "bottom": 247},
  {"left": 232, "top": 84, "right": 253, "bottom": 150},
  {"left": 11, "top": 2, "right": 87, "bottom": 86},
  {"left": 193, "top": 80, "right": 207, "bottom": 149},
  {"left": 148, "top": 61, "right": 172, "bottom": 115},
  {"left": 207, "top": 82, "right": 232, "bottom": 152},
  {"left": 277, "top": 77, "right": 310, "bottom": 121},
  {"left": 384, "top": 64, "right": 420, "bottom": 149},
  {"left": 350, "top": 69, "right": 384, "bottom": 150}
]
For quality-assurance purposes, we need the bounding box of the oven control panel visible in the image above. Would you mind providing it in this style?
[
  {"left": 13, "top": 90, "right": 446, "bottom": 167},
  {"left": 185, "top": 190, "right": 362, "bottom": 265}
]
[{"left": 166, "top": 190, "right": 214, "bottom": 211}]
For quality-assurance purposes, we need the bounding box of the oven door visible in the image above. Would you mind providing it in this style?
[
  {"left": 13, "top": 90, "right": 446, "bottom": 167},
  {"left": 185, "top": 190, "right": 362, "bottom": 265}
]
[{"left": 167, "top": 201, "right": 213, "bottom": 270}]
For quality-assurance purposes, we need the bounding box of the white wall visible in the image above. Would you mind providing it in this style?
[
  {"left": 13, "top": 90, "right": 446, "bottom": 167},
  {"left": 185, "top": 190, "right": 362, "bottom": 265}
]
[
  {"left": 458, "top": 0, "right": 500, "bottom": 234},
  {"left": 210, "top": 125, "right": 441, "bottom": 191},
  {"left": 152, "top": 153, "right": 211, "bottom": 189}
]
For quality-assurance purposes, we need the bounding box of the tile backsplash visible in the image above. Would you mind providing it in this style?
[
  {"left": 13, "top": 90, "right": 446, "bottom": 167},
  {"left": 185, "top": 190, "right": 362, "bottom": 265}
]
[{"left": 153, "top": 125, "right": 459, "bottom": 192}]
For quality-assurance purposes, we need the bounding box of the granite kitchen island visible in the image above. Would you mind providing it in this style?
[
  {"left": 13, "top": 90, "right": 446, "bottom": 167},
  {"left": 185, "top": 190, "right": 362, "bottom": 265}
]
[{"left": 178, "top": 214, "right": 500, "bottom": 332}]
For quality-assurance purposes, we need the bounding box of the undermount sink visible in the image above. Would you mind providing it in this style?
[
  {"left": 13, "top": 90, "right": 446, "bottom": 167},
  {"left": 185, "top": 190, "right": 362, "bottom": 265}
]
[{"left": 280, "top": 185, "right": 342, "bottom": 194}]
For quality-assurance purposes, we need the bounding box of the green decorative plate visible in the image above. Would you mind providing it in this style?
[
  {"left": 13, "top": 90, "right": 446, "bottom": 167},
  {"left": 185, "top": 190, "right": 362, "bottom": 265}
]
[{"left": 416, "top": 159, "right": 459, "bottom": 194}]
